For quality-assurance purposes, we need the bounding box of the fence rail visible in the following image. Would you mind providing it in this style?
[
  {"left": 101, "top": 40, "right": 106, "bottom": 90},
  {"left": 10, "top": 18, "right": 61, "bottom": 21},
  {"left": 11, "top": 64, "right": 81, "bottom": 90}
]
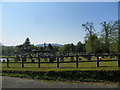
[{"left": 1, "top": 54, "right": 119, "bottom": 68}]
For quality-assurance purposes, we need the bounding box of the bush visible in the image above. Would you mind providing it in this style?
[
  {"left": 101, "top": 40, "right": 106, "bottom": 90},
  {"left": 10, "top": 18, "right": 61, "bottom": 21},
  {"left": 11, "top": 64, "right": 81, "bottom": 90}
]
[{"left": 2, "top": 70, "right": 120, "bottom": 82}]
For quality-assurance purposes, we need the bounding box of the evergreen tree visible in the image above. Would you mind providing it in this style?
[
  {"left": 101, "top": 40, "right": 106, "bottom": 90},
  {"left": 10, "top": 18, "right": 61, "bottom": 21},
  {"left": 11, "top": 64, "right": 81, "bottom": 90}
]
[
  {"left": 48, "top": 43, "right": 53, "bottom": 51},
  {"left": 70, "top": 43, "right": 75, "bottom": 52}
]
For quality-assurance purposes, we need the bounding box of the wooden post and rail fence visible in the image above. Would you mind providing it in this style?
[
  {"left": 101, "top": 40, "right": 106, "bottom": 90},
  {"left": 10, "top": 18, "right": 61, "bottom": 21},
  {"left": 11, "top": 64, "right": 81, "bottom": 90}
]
[{"left": 1, "top": 53, "right": 120, "bottom": 68}]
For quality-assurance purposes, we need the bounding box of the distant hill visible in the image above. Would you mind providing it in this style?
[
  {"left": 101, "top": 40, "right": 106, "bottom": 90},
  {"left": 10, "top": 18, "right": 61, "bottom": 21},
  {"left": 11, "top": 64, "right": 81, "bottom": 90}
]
[{"left": 36, "top": 43, "right": 64, "bottom": 47}]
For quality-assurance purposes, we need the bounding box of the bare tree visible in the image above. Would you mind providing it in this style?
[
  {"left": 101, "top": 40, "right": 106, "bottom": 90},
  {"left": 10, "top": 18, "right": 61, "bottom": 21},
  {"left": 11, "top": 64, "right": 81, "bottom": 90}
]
[{"left": 82, "top": 22, "right": 95, "bottom": 53}]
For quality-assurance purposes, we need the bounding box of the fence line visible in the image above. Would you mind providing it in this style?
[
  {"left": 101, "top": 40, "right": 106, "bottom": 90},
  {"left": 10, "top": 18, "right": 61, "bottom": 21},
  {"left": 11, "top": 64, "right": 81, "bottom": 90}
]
[{"left": 1, "top": 55, "right": 119, "bottom": 68}]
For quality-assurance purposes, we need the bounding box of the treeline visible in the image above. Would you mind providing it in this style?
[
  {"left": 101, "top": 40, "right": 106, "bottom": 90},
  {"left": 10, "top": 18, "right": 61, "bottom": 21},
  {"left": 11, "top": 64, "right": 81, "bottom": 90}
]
[
  {"left": 1, "top": 20, "right": 119, "bottom": 56},
  {"left": 83, "top": 20, "right": 119, "bottom": 54},
  {"left": 2, "top": 46, "right": 16, "bottom": 56}
]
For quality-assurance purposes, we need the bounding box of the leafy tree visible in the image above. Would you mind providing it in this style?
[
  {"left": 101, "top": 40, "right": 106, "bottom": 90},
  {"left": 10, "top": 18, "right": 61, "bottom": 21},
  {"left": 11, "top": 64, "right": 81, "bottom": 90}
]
[
  {"left": 63, "top": 44, "right": 71, "bottom": 52},
  {"left": 100, "top": 21, "right": 119, "bottom": 53},
  {"left": 111, "top": 20, "right": 120, "bottom": 53},
  {"left": 85, "top": 34, "right": 102, "bottom": 54},
  {"left": 58, "top": 46, "right": 64, "bottom": 52},
  {"left": 75, "top": 41, "right": 85, "bottom": 52},
  {"left": 100, "top": 21, "right": 114, "bottom": 53},
  {"left": 2, "top": 46, "right": 16, "bottom": 56}
]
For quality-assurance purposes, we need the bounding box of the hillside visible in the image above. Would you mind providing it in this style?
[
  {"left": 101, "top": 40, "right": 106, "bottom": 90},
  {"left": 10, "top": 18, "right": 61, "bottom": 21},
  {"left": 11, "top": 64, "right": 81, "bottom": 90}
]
[{"left": 36, "top": 43, "right": 64, "bottom": 47}]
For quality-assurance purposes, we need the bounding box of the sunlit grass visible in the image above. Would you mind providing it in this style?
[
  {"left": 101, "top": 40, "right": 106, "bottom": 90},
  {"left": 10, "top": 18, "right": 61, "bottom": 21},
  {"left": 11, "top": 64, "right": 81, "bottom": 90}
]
[
  {"left": 1, "top": 55, "right": 119, "bottom": 72},
  {"left": 1, "top": 61, "right": 120, "bottom": 72}
]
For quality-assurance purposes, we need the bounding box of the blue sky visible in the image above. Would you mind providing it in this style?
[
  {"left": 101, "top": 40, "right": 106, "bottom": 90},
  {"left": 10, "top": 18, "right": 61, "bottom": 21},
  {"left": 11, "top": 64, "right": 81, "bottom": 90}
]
[{"left": 2, "top": 2, "right": 118, "bottom": 46}]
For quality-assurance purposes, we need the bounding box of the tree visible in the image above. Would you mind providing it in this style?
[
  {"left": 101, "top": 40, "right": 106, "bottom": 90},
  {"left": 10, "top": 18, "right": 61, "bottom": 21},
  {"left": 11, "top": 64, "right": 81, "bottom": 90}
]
[
  {"left": 53, "top": 46, "right": 59, "bottom": 52},
  {"left": 63, "top": 44, "right": 71, "bottom": 52},
  {"left": 70, "top": 43, "right": 75, "bottom": 52},
  {"left": 99, "top": 21, "right": 120, "bottom": 53},
  {"left": 112, "top": 20, "right": 120, "bottom": 53},
  {"left": 15, "top": 38, "right": 33, "bottom": 56},
  {"left": 117, "top": 20, "right": 120, "bottom": 54},
  {"left": 2, "top": 46, "right": 16, "bottom": 56},
  {"left": 100, "top": 21, "right": 114, "bottom": 53},
  {"left": 109, "top": 20, "right": 120, "bottom": 66},
  {"left": 117, "top": 20, "right": 120, "bottom": 66},
  {"left": 24, "top": 37, "right": 30, "bottom": 45},
  {"left": 82, "top": 22, "right": 95, "bottom": 53},
  {"left": 84, "top": 34, "right": 97, "bottom": 60},
  {"left": 75, "top": 41, "right": 85, "bottom": 52},
  {"left": 58, "top": 46, "right": 64, "bottom": 52},
  {"left": 47, "top": 43, "right": 53, "bottom": 51},
  {"left": 85, "top": 34, "right": 109, "bottom": 54}
]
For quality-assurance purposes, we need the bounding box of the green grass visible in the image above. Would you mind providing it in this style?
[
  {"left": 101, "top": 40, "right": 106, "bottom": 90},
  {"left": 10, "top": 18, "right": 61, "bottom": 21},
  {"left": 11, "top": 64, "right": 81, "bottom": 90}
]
[
  {"left": 1, "top": 61, "right": 120, "bottom": 72},
  {"left": 1, "top": 56, "right": 119, "bottom": 72}
]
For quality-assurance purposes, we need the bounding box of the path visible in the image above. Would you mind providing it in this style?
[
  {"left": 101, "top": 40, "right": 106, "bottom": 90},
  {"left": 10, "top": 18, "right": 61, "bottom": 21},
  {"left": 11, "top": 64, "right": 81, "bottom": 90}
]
[{"left": 1, "top": 76, "right": 119, "bottom": 88}]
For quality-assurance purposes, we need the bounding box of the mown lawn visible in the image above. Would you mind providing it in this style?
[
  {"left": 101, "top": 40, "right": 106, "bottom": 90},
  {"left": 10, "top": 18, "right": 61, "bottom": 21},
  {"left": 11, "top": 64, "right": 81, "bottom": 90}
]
[
  {"left": 1, "top": 61, "right": 119, "bottom": 72},
  {"left": 1, "top": 55, "right": 119, "bottom": 72}
]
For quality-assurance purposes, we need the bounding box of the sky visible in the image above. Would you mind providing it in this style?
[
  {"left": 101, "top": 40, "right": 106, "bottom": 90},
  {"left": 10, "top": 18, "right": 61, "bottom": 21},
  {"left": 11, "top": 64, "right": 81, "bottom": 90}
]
[{"left": 1, "top": 2, "right": 118, "bottom": 46}]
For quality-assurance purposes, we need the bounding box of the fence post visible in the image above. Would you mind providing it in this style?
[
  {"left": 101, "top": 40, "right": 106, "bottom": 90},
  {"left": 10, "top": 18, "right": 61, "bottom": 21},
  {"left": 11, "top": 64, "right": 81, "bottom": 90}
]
[
  {"left": 7, "top": 58, "right": 9, "bottom": 68},
  {"left": 97, "top": 55, "right": 99, "bottom": 67},
  {"left": 22, "top": 57, "right": 24, "bottom": 68},
  {"left": 57, "top": 57, "right": 59, "bottom": 68},
  {"left": 38, "top": 58, "right": 40, "bottom": 68},
  {"left": 76, "top": 56, "right": 79, "bottom": 68},
  {"left": 118, "top": 54, "right": 120, "bottom": 67}
]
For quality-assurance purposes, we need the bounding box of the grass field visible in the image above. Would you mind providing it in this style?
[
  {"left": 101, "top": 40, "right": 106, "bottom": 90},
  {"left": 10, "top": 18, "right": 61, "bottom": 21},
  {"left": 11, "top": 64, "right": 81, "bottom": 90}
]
[
  {"left": 1, "top": 56, "right": 119, "bottom": 72},
  {"left": 1, "top": 61, "right": 120, "bottom": 72}
]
